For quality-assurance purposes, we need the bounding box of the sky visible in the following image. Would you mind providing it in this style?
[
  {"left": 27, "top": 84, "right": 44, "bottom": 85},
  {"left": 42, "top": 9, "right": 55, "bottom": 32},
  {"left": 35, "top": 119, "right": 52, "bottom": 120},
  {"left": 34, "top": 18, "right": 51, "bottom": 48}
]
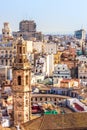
[{"left": 0, "top": 0, "right": 87, "bottom": 34}]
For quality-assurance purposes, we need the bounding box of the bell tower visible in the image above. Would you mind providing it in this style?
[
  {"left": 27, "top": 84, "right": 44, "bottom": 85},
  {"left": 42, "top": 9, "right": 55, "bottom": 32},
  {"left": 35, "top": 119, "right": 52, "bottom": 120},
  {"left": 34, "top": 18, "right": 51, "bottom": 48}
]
[{"left": 12, "top": 37, "right": 31, "bottom": 125}]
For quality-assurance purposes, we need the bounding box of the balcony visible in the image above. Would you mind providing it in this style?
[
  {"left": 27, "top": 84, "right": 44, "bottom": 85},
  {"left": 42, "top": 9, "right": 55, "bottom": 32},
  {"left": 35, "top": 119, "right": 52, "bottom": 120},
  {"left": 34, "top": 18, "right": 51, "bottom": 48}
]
[
  {"left": 13, "top": 63, "right": 30, "bottom": 69},
  {"left": 9, "top": 54, "right": 12, "bottom": 58},
  {"left": 5, "top": 54, "right": 8, "bottom": 58},
  {"left": 0, "top": 55, "right": 3, "bottom": 58}
]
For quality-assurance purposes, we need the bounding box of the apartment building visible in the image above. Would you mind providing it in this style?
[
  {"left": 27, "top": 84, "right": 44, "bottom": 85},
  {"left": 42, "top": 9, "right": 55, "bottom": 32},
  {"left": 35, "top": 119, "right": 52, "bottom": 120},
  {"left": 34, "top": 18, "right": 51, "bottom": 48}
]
[
  {"left": 54, "top": 51, "right": 62, "bottom": 64},
  {"left": 46, "top": 54, "right": 54, "bottom": 76},
  {"left": 35, "top": 56, "right": 46, "bottom": 75},
  {"left": 44, "top": 42, "right": 58, "bottom": 54},
  {"left": 78, "top": 63, "right": 87, "bottom": 83},
  {"left": 0, "top": 41, "right": 16, "bottom": 66},
  {"left": 75, "top": 29, "right": 86, "bottom": 40},
  {"left": 53, "top": 64, "right": 71, "bottom": 78}
]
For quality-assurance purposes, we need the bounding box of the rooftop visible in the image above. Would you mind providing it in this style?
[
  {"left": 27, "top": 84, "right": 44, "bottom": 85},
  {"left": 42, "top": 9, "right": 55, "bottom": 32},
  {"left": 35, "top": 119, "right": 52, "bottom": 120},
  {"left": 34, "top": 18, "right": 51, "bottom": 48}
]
[
  {"left": 21, "top": 112, "right": 87, "bottom": 130},
  {"left": 0, "top": 112, "right": 87, "bottom": 130}
]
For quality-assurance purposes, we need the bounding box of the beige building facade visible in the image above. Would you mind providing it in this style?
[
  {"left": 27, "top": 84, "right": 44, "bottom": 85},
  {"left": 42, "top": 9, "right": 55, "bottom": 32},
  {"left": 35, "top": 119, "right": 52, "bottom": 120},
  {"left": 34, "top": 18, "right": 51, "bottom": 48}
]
[{"left": 78, "top": 64, "right": 87, "bottom": 83}]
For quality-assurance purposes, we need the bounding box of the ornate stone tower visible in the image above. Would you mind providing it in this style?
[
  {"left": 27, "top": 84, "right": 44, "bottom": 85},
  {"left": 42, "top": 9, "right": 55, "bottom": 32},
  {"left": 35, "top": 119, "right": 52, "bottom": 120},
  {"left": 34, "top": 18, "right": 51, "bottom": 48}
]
[
  {"left": 2, "top": 22, "right": 12, "bottom": 41},
  {"left": 12, "top": 37, "right": 31, "bottom": 125}
]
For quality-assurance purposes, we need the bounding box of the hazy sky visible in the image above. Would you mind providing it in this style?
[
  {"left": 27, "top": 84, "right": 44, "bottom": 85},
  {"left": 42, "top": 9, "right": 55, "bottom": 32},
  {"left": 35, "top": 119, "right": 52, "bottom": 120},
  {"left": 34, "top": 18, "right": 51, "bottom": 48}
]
[{"left": 0, "top": 0, "right": 87, "bottom": 34}]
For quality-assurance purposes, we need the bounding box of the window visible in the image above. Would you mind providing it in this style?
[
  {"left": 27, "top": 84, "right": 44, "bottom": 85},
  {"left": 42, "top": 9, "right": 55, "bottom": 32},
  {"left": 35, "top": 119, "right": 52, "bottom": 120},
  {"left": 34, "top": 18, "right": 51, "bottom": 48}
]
[
  {"left": 54, "top": 98, "right": 56, "bottom": 101},
  {"left": 10, "top": 60, "right": 12, "bottom": 66},
  {"left": 18, "top": 114, "right": 22, "bottom": 117},
  {"left": 10, "top": 51, "right": 12, "bottom": 53},
  {"left": 14, "top": 46, "right": 16, "bottom": 49},
  {"left": 19, "top": 47, "right": 22, "bottom": 53},
  {"left": 26, "top": 75, "right": 28, "bottom": 85},
  {"left": 40, "top": 70, "right": 42, "bottom": 73},
  {"left": 83, "top": 76, "right": 85, "bottom": 79},
  {"left": 26, "top": 100, "right": 28, "bottom": 105},
  {"left": 35, "top": 98, "right": 37, "bottom": 101},
  {"left": 6, "top": 59, "right": 8, "bottom": 65},
  {"left": 1, "top": 60, "right": 3, "bottom": 65},
  {"left": 40, "top": 97, "right": 42, "bottom": 101},
  {"left": 1, "top": 51, "right": 4, "bottom": 54},
  {"left": 18, "top": 76, "right": 21, "bottom": 85},
  {"left": 18, "top": 113, "right": 22, "bottom": 121},
  {"left": 9, "top": 54, "right": 12, "bottom": 58},
  {"left": 19, "top": 59, "right": 22, "bottom": 63},
  {"left": 45, "top": 97, "right": 47, "bottom": 101},
  {"left": 20, "top": 34, "right": 22, "bottom": 37},
  {"left": 23, "top": 47, "right": 25, "bottom": 54},
  {"left": 26, "top": 113, "right": 28, "bottom": 120}
]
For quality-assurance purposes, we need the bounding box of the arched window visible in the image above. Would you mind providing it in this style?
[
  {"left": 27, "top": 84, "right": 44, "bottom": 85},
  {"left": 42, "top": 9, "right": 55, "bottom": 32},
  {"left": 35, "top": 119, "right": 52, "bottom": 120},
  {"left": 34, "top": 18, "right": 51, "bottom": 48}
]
[
  {"left": 26, "top": 75, "right": 28, "bottom": 85},
  {"left": 19, "top": 59, "right": 22, "bottom": 63},
  {"left": 35, "top": 98, "right": 37, "bottom": 101},
  {"left": 45, "top": 97, "right": 47, "bottom": 101},
  {"left": 23, "top": 47, "right": 25, "bottom": 54},
  {"left": 18, "top": 76, "right": 21, "bottom": 85}
]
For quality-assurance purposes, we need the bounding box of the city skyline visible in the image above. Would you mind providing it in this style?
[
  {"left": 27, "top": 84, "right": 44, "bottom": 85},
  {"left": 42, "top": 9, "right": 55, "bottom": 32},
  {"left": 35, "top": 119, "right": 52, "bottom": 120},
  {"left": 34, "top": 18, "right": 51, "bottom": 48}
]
[
  {"left": 0, "top": 0, "right": 87, "bottom": 34},
  {"left": 1, "top": 1, "right": 87, "bottom": 128}
]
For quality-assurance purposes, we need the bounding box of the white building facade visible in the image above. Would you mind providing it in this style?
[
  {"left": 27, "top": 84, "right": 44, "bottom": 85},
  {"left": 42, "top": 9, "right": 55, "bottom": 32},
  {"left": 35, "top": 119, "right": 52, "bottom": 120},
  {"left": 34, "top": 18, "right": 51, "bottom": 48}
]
[
  {"left": 44, "top": 42, "right": 57, "bottom": 54},
  {"left": 78, "top": 63, "right": 87, "bottom": 83},
  {"left": 53, "top": 64, "right": 71, "bottom": 79},
  {"left": 46, "top": 54, "right": 54, "bottom": 76}
]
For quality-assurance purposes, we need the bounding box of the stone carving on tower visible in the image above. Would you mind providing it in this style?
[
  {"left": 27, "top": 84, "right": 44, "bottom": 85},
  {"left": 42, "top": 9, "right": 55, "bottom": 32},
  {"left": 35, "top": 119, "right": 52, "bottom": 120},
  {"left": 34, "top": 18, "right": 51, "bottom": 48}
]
[{"left": 12, "top": 37, "right": 31, "bottom": 125}]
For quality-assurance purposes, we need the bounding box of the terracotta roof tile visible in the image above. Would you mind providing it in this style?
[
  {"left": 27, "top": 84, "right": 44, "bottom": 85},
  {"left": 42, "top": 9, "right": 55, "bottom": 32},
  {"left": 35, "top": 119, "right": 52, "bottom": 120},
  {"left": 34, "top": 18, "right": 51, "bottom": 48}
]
[{"left": 21, "top": 112, "right": 87, "bottom": 130}]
